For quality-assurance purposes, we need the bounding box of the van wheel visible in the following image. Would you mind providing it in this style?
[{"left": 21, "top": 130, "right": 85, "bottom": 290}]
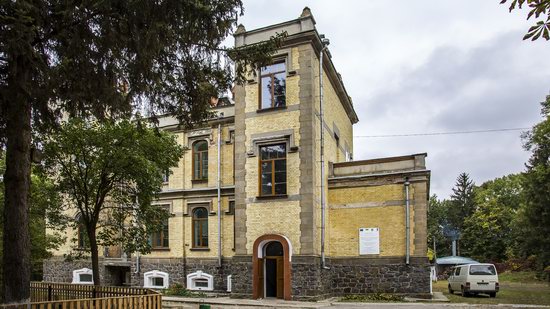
[
  {"left": 448, "top": 284, "right": 454, "bottom": 294},
  {"left": 461, "top": 286, "right": 469, "bottom": 297},
  {"left": 489, "top": 292, "right": 496, "bottom": 298}
]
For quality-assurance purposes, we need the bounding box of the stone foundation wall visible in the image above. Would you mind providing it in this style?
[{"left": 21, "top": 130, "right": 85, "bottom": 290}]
[
  {"left": 43, "top": 256, "right": 430, "bottom": 298},
  {"left": 43, "top": 258, "right": 115, "bottom": 284},
  {"left": 226, "top": 256, "right": 252, "bottom": 298},
  {"left": 327, "top": 258, "right": 430, "bottom": 296},
  {"left": 291, "top": 257, "right": 331, "bottom": 301},
  {"left": 130, "top": 257, "right": 186, "bottom": 287}
]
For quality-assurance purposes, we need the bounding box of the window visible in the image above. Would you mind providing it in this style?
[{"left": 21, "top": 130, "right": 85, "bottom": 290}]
[
  {"left": 151, "top": 213, "right": 169, "bottom": 249},
  {"left": 455, "top": 267, "right": 461, "bottom": 276},
  {"left": 72, "top": 268, "right": 93, "bottom": 284},
  {"left": 260, "top": 61, "right": 286, "bottom": 109},
  {"left": 194, "top": 279, "right": 209, "bottom": 288},
  {"left": 193, "top": 141, "right": 208, "bottom": 180},
  {"left": 469, "top": 265, "right": 496, "bottom": 276},
  {"left": 152, "top": 277, "right": 164, "bottom": 287},
  {"left": 265, "top": 241, "right": 283, "bottom": 256},
  {"left": 192, "top": 207, "right": 208, "bottom": 248},
  {"left": 334, "top": 133, "right": 340, "bottom": 161},
  {"left": 229, "top": 200, "right": 235, "bottom": 249},
  {"left": 162, "top": 169, "right": 170, "bottom": 183},
  {"left": 76, "top": 214, "right": 88, "bottom": 249},
  {"left": 259, "top": 144, "right": 287, "bottom": 196},
  {"left": 80, "top": 274, "right": 93, "bottom": 282},
  {"left": 144, "top": 270, "right": 169, "bottom": 289},
  {"left": 187, "top": 271, "right": 214, "bottom": 291}
]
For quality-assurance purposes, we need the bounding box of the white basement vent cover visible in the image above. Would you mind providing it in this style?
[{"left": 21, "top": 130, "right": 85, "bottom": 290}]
[
  {"left": 143, "top": 270, "right": 169, "bottom": 289},
  {"left": 187, "top": 271, "right": 214, "bottom": 291},
  {"left": 359, "top": 227, "right": 380, "bottom": 255},
  {"left": 72, "top": 268, "right": 94, "bottom": 284}
]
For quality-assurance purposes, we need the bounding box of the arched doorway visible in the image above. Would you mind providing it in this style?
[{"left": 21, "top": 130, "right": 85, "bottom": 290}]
[{"left": 252, "top": 234, "right": 292, "bottom": 300}]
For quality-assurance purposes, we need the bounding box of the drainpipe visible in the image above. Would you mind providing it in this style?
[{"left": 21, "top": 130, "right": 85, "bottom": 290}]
[
  {"left": 217, "top": 122, "right": 222, "bottom": 267},
  {"left": 320, "top": 35, "right": 330, "bottom": 270},
  {"left": 404, "top": 178, "right": 411, "bottom": 265}
]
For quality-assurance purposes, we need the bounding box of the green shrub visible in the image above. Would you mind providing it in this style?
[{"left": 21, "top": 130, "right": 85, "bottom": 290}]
[{"left": 163, "top": 284, "right": 207, "bottom": 298}]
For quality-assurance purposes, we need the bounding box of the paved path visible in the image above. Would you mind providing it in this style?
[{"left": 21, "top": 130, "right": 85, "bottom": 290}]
[{"left": 163, "top": 296, "right": 550, "bottom": 309}]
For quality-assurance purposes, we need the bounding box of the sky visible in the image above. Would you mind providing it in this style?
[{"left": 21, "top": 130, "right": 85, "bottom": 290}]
[{"left": 235, "top": 0, "right": 550, "bottom": 198}]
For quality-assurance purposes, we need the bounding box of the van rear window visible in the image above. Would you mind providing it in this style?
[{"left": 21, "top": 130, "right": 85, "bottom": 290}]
[{"left": 469, "top": 265, "right": 496, "bottom": 275}]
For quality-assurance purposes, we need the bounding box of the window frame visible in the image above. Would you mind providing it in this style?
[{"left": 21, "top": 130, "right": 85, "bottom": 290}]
[
  {"left": 162, "top": 169, "right": 170, "bottom": 183},
  {"left": 258, "top": 143, "right": 287, "bottom": 197},
  {"left": 150, "top": 211, "right": 170, "bottom": 250},
  {"left": 258, "top": 60, "right": 287, "bottom": 110},
  {"left": 76, "top": 214, "right": 88, "bottom": 249},
  {"left": 192, "top": 140, "right": 209, "bottom": 181},
  {"left": 192, "top": 207, "right": 209, "bottom": 248}
]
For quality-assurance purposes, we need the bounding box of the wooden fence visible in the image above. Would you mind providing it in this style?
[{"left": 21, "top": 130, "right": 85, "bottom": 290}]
[{"left": 0, "top": 282, "right": 162, "bottom": 309}]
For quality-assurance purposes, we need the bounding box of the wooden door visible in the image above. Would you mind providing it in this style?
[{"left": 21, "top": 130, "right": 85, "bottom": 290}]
[
  {"left": 276, "top": 257, "right": 284, "bottom": 299},
  {"left": 258, "top": 258, "right": 264, "bottom": 298}
]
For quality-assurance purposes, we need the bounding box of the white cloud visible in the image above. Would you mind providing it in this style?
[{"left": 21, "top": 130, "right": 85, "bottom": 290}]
[{"left": 239, "top": 0, "right": 550, "bottom": 197}]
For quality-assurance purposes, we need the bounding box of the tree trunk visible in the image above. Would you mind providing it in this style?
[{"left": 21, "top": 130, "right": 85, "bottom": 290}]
[
  {"left": 2, "top": 55, "right": 32, "bottom": 304},
  {"left": 88, "top": 229, "right": 101, "bottom": 286}
]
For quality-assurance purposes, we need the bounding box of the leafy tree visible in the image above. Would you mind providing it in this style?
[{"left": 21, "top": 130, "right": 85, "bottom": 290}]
[
  {"left": 461, "top": 174, "right": 523, "bottom": 262},
  {"left": 500, "top": 0, "right": 550, "bottom": 40},
  {"left": 0, "top": 0, "right": 282, "bottom": 302},
  {"left": 427, "top": 195, "right": 453, "bottom": 258},
  {"left": 513, "top": 94, "right": 550, "bottom": 276},
  {"left": 41, "top": 119, "right": 184, "bottom": 286}
]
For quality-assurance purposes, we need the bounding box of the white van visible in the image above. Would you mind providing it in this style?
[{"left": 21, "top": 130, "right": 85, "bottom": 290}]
[{"left": 448, "top": 263, "right": 499, "bottom": 297}]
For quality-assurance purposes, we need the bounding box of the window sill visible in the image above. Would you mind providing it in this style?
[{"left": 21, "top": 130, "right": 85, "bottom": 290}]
[
  {"left": 190, "top": 248, "right": 210, "bottom": 251},
  {"left": 151, "top": 247, "right": 170, "bottom": 251},
  {"left": 256, "top": 194, "right": 288, "bottom": 200},
  {"left": 191, "top": 179, "right": 208, "bottom": 183},
  {"left": 256, "top": 106, "right": 287, "bottom": 114}
]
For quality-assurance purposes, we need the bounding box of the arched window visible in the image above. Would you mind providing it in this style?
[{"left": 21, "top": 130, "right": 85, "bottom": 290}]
[
  {"left": 76, "top": 214, "right": 88, "bottom": 249},
  {"left": 192, "top": 207, "right": 208, "bottom": 248},
  {"left": 264, "top": 241, "right": 284, "bottom": 256},
  {"left": 193, "top": 140, "right": 208, "bottom": 180}
]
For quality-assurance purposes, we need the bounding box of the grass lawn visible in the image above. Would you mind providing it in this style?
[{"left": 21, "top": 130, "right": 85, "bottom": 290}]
[{"left": 433, "top": 271, "right": 550, "bottom": 306}]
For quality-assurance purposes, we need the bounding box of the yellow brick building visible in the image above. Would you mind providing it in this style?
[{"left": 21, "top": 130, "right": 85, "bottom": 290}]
[{"left": 45, "top": 7, "right": 431, "bottom": 300}]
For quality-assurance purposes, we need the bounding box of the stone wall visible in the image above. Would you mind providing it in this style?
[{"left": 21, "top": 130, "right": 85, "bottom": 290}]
[
  {"left": 44, "top": 256, "right": 429, "bottom": 299},
  {"left": 327, "top": 258, "right": 430, "bottom": 296},
  {"left": 129, "top": 257, "right": 238, "bottom": 292},
  {"left": 291, "top": 257, "right": 331, "bottom": 301},
  {"left": 226, "top": 256, "right": 253, "bottom": 299},
  {"left": 43, "top": 258, "right": 119, "bottom": 285}
]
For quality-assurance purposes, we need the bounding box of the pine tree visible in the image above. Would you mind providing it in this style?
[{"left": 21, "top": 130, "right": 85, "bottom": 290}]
[
  {"left": 449, "top": 173, "right": 476, "bottom": 231},
  {"left": 448, "top": 173, "right": 476, "bottom": 255}
]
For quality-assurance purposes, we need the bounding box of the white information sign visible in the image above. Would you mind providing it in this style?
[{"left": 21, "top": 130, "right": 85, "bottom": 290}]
[{"left": 359, "top": 227, "right": 380, "bottom": 255}]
